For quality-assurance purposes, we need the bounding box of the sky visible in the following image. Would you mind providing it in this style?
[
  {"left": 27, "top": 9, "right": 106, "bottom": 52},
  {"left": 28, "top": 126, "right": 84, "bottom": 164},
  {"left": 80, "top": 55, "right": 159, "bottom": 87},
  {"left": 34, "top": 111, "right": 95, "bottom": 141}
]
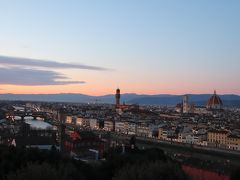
[{"left": 0, "top": 0, "right": 239, "bottom": 95}]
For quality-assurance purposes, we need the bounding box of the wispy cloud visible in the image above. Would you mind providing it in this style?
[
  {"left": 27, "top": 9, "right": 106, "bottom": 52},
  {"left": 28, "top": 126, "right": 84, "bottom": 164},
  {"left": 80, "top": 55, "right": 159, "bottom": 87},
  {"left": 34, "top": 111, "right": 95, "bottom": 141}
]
[
  {"left": 0, "top": 67, "right": 85, "bottom": 86},
  {"left": 0, "top": 55, "right": 108, "bottom": 70}
]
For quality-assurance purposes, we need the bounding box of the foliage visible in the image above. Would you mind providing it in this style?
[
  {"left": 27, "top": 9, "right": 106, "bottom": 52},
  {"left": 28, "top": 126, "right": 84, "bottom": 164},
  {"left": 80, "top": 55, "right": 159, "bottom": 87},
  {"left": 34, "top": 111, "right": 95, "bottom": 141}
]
[
  {"left": 0, "top": 145, "right": 186, "bottom": 180},
  {"left": 6, "top": 162, "right": 87, "bottom": 180},
  {"left": 113, "top": 161, "right": 186, "bottom": 180},
  {"left": 230, "top": 167, "right": 240, "bottom": 180}
]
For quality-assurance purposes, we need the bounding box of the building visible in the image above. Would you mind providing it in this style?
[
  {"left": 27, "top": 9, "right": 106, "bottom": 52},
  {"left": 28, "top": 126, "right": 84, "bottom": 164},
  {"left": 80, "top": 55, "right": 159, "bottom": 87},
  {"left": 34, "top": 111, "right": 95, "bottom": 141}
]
[
  {"left": 104, "top": 120, "right": 114, "bottom": 131},
  {"left": 176, "top": 95, "right": 195, "bottom": 114},
  {"left": 185, "top": 134, "right": 207, "bottom": 145},
  {"left": 115, "top": 88, "right": 121, "bottom": 107},
  {"left": 136, "top": 125, "right": 152, "bottom": 137},
  {"left": 207, "top": 129, "right": 229, "bottom": 147},
  {"left": 206, "top": 90, "right": 223, "bottom": 110},
  {"left": 158, "top": 127, "right": 175, "bottom": 140},
  {"left": 127, "top": 123, "right": 137, "bottom": 135},
  {"left": 226, "top": 135, "right": 240, "bottom": 151},
  {"left": 89, "top": 119, "right": 99, "bottom": 129},
  {"left": 65, "top": 116, "right": 73, "bottom": 124},
  {"left": 64, "top": 131, "right": 105, "bottom": 159},
  {"left": 115, "top": 121, "right": 126, "bottom": 133},
  {"left": 175, "top": 103, "right": 183, "bottom": 113},
  {"left": 183, "top": 95, "right": 189, "bottom": 113},
  {"left": 76, "top": 117, "right": 84, "bottom": 126},
  {"left": 76, "top": 117, "right": 90, "bottom": 127}
]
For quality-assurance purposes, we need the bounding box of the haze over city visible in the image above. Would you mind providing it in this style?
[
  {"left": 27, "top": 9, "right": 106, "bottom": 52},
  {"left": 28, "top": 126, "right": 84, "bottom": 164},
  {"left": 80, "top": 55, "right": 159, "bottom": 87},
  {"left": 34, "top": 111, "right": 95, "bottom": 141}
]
[{"left": 0, "top": 0, "right": 240, "bottom": 95}]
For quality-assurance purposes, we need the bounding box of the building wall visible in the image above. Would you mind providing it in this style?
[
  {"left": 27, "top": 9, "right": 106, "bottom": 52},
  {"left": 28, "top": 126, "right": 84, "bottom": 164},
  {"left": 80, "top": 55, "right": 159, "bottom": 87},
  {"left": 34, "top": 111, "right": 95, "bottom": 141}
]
[
  {"left": 66, "top": 116, "right": 72, "bottom": 124},
  {"left": 115, "top": 122, "right": 126, "bottom": 133},
  {"left": 89, "top": 119, "right": 98, "bottom": 129},
  {"left": 207, "top": 131, "right": 228, "bottom": 146},
  {"left": 226, "top": 136, "right": 240, "bottom": 151},
  {"left": 158, "top": 128, "right": 175, "bottom": 140},
  {"left": 76, "top": 117, "right": 84, "bottom": 126},
  {"left": 76, "top": 118, "right": 90, "bottom": 127},
  {"left": 104, "top": 120, "right": 114, "bottom": 131},
  {"left": 137, "top": 125, "right": 151, "bottom": 137},
  {"left": 127, "top": 123, "right": 137, "bottom": 135},
  {"left": 183, "top": 95, "right": 189, "bottom": 113}
]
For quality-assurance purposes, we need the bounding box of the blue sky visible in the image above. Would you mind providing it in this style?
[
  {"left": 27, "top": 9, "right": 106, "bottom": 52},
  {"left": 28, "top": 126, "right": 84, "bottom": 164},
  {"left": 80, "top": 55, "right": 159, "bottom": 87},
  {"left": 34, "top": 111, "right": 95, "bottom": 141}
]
[{"left": 0, "top": 0, "right": 239, "bottom": 95}]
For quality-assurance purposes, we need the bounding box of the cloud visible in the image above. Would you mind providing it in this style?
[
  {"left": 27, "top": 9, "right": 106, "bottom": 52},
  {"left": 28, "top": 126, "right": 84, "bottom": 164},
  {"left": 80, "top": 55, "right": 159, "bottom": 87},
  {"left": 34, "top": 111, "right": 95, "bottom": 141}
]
[
  {"left": 0, "top": 67, "right": 85, "bottom": 86},
  {"left": 0, "top": 55, "right": 108, "bottom": 70}
]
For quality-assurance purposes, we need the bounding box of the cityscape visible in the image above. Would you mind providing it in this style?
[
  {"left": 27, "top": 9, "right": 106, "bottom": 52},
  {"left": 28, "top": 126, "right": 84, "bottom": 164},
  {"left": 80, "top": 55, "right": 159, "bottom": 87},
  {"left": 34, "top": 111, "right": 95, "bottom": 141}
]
[
  {"left": 0, "top": 1, "right": 240, "bottom": 180},
  {"left": 0, "top": 88, "right": 240, "bottom": 179}
]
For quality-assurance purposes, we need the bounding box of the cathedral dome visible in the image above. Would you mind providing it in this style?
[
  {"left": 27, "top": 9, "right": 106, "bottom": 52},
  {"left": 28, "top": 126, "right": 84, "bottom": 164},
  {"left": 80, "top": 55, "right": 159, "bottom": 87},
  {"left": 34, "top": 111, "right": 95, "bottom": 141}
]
[{"left": 207, "top": 90, "right": 223, "bottom": 109}]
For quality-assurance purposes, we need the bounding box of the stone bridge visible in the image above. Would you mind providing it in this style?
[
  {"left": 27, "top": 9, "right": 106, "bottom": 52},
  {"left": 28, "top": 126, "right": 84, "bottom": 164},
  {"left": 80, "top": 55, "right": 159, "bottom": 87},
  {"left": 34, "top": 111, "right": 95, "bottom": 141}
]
[{"left": 6, "top": 111, "right": 50, "bottom": 121}]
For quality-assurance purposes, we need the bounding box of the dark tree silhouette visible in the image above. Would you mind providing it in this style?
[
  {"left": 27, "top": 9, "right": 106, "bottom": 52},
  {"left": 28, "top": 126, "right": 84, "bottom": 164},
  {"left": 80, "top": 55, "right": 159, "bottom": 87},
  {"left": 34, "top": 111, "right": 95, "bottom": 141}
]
[
  {"left": 230, "top": 167, "right": 240, "bottom": 180},
  {"left": 0, "top": 145, "right": 186, "bottom": 180},
  {"left": 113, "top": 161, "right": 186, "bottom": 180}
]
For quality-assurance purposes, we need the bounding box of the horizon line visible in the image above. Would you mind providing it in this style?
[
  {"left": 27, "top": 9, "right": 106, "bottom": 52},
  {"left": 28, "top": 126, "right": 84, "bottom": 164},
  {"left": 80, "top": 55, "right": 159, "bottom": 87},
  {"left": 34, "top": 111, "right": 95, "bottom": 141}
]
[{"left": 0, "top": 92, "right": 239, "bottom": 96}]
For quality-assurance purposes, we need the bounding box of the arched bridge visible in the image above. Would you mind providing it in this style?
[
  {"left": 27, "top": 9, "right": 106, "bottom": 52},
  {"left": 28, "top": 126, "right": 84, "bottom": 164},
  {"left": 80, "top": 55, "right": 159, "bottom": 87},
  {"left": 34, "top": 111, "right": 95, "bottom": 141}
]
[{"left": 6, "top": 111, "right": 50, "bottom": 121}]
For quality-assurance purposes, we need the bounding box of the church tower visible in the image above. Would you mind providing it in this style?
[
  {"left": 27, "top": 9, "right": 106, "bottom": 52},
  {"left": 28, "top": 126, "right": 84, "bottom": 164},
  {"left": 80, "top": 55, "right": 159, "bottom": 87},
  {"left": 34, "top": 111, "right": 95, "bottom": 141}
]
[{"left": 183, "top": 95, "right": 189, "bottom": 113}]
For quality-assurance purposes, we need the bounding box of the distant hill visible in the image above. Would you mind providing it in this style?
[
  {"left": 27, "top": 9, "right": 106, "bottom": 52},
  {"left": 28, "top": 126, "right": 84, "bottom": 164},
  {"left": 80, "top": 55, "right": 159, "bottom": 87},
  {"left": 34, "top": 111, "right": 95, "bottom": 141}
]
[
  {"left": 128, "top": 94, "right": 240, "bottom": 106},
  {"left": 0, "top": 93, "right": 240, "bottom": 107}
]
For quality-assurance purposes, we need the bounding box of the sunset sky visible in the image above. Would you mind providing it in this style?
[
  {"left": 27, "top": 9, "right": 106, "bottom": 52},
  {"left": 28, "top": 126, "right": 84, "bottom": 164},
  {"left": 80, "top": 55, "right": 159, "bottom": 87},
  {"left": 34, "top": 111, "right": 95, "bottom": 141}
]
[{"left": 0, "top": 0, "right": 240, "bottom": 95}]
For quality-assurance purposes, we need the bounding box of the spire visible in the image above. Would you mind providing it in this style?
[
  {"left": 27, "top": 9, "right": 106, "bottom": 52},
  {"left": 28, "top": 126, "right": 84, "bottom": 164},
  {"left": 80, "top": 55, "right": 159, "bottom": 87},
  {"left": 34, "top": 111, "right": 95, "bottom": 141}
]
[{"left": 214, "top": 90, "right": 216, "bottom": 95}]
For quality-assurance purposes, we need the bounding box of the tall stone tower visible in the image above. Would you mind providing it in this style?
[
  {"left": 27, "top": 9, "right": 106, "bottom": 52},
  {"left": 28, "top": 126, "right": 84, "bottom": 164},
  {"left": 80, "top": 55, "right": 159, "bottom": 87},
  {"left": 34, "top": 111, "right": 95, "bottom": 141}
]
[
  {"left": 115, "top": 88, "right": 121, "bottom": 107},
  {"left": 183, "top": 95, "right": 189, "bottom": 113}
]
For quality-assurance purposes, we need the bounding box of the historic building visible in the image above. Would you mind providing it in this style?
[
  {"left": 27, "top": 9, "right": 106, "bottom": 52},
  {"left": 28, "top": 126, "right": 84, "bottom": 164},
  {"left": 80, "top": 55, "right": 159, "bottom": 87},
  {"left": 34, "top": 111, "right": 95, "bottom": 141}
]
[
  {"left": 226, "top": 135, "right": 240, "bottom": 151},
  {"left": 206, "top": 90, "right": 223, "bottom": 110},
  {"left": 176, "top": 90, "right": 224, "bottom": 114},
  {"left": 64, "top": 131, "right": 105, "bottom": 159},
  {"left": 207, "top": 129, "right": 229, "bottom": 147}
]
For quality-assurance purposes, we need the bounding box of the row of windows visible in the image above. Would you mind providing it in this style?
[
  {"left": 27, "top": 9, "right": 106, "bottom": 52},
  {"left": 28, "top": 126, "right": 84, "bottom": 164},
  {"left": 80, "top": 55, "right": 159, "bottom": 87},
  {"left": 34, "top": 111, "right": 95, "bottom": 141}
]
[
  {"left": 228, "top": 138, "right": 240, "bottom": 142},
  {"left": 66, "top": 141, "right": 102, "bottom": 147},
  {"left": 208, "top": 135, "right": 225, "bottom": 137},
  {"left": 208, "top": 137, "right": 225, "bottom": 141},
  {"left": 227, "top": 143, "right": 240, "bottom": 145},
  {"left": 209, "top": 139, "right": 225, "bottom": 143}
]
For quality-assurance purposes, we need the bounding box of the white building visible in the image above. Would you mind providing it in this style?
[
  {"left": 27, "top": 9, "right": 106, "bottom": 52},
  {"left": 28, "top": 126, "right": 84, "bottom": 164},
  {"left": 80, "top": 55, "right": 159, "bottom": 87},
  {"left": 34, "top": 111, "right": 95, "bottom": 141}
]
[
  {"left": 89, "top": 119, "right": 99, "bottom": 129},
  {"left": 137, "top": 125, "right": 152, "bottom": 137},
  {"left": 115, "top": 121, "right": 127, "bottom": 133},
  {"left": 185, "top": 134, "right": 207, "bottom": 145}
]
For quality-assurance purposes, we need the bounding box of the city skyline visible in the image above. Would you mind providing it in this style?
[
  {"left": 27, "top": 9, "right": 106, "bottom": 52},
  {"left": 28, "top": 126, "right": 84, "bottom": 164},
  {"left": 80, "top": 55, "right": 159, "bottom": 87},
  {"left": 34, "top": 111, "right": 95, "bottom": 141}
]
[{"left": 0, "top": 0, "right": 240, "bottom": 95}]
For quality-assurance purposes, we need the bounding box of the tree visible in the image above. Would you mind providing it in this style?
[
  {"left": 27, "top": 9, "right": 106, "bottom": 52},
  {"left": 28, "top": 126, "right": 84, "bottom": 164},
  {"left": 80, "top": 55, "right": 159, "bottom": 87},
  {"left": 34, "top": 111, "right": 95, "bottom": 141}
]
[
  {"left": 113, "top": 161, "right": 187, "bottom": 180},
  {"left": 230, "top": 167, "right": 240, "bottom": 180},
  {"left": 6, "top": 163, "right": 64, "bottom": 180},
  {"left": 130, "top": 135, "right": 136, "bottom": 149},
  {"left": 5, "top": 163, "right": 86, "bottom": 180}
]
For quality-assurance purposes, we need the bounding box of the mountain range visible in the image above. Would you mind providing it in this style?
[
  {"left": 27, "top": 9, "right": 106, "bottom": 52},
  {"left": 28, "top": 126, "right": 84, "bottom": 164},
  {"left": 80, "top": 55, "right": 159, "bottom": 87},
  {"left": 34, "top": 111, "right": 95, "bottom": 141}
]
[{"left": 0, "top": 93, "right": 240, "bottom": 106}]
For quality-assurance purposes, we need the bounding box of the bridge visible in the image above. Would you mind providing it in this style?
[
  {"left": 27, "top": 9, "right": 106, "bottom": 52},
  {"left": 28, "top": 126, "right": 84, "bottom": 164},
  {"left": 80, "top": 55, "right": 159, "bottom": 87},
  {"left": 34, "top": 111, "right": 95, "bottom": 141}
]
[{"left": 6, "top": 111, "right": 50, "bottom": 121}]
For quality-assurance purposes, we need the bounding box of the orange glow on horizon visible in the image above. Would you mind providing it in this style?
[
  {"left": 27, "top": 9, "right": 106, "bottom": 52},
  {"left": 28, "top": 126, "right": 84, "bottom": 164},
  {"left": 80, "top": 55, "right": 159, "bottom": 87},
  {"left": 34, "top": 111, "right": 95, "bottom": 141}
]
[{"left": 0, "top": 84, "right": 239, "bottom": 96}]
